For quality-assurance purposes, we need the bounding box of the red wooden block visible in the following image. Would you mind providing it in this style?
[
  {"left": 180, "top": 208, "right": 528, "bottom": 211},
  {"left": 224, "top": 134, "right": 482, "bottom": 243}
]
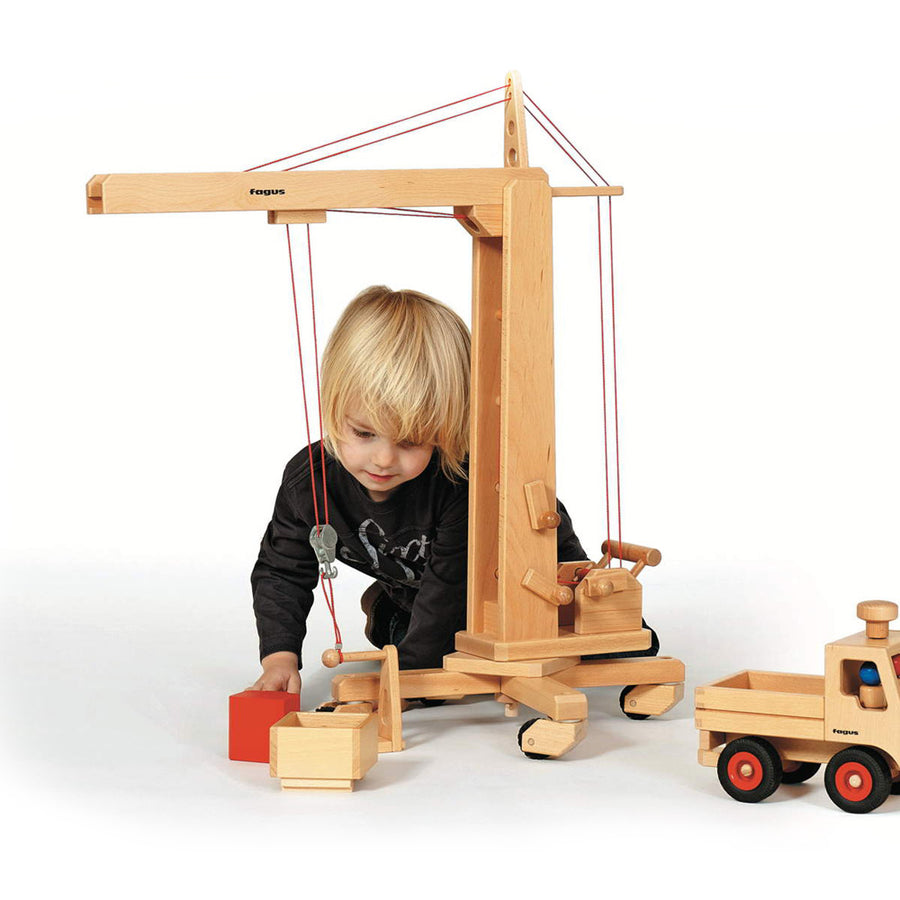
[{"left": 229, "top": 690, "right": 301, "bottom": 763}]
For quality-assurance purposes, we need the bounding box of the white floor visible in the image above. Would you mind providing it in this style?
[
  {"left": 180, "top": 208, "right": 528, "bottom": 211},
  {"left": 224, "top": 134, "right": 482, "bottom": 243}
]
[{"left": 2, "top": 563, "right": 894, "bottom": 898}]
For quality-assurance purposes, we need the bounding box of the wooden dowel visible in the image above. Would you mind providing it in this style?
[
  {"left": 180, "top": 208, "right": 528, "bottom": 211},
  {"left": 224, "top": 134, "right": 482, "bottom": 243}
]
[
  {"left": 601, "top": 540, "right": 661, "bottom": 566},
  {"left": 551, "top": 186, "right": 624, "bottom": 197},
  {"left": 322, "top": 649, "right": 386, "bottom": 668}
]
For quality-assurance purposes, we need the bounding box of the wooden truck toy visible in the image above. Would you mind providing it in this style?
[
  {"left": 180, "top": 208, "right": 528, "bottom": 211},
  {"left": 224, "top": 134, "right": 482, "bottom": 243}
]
[{"left": 696, "top": 600, "right": 900, "bottom": 813}]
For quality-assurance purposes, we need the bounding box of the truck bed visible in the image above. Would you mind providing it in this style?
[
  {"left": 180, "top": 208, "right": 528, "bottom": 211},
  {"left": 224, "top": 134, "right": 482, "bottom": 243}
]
[{"left": 695, "top": 670, "right": 826, "bottom": 748}]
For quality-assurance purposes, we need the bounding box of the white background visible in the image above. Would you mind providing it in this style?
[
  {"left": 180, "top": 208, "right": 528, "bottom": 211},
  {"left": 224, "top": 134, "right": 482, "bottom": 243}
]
[{"left": 2, "top": 1, "right": 899, "bottom": 895}]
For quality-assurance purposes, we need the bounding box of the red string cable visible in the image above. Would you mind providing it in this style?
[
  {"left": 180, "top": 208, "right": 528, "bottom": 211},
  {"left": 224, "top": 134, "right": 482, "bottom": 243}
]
[
  {"left": 285, "top": 224, "right": 323, "bottom": 529},
  {"left": 596, "top": 199, "right": 612, "bottom": 561},
  {"left": 305, "top": 225, "right": 331, "bottom": 526},
  {"left": 282, "top": 97, "right": 509, "bottom": 170},
  {"left": 607, "top": 198, "right": 623, "bottom": 564},
  {"left": 525, "top": 106, "right": 599, "bottom": 186},
  {"left": 286, "top": 224, "right": 343, "bottom": 656},
  {"left": 524, "top": 92, "right": 610, "bottom": 187},
  {"left": 385, "top": 207, "right": 460, "bottom": 217},
  {"left": 526, "top": 90, "right": 620, "bottom": 565},
  {"left": 322, "top": 577, "right": 342, "bottom": 655},
  {"left": 245, "top": 85, "right": 507, "bottom": 172},
  {"left": 306, "top": 226, "right": 343, "bottom": 655},
  {"left": 327, "top": 208, "right": 466, "bottom": 219}
]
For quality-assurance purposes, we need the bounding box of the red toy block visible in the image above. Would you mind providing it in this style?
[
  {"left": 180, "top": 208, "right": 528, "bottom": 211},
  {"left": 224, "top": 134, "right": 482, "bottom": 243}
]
[{"left": 229, "top": 690, "right": 301, "bottom": 763}]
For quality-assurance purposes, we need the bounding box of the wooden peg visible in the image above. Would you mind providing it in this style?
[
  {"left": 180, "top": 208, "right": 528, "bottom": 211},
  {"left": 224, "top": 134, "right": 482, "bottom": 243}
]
[
  {"left": 583, "top": 575, "right": 615, "bottom": 599},
  {"left": 522, "top": 568, "right": 573, "bottom": 607},
  {"left": 524, "top": 480, "right": 560, "bottom": 531},
  {"left": 495, "top": 693, "right": 520, "bottom": 717},
  {"left": 857, "top": 601, "right": 898, "bottom": 639},
  {"left": 859, "top": 684, "right": 887, "bottom": 709}
]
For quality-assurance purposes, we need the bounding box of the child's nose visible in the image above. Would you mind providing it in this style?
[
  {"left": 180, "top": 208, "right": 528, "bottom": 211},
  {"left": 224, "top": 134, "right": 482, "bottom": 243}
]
[{"left": 372, "top": 442, "right": 397, "bottom": 468}]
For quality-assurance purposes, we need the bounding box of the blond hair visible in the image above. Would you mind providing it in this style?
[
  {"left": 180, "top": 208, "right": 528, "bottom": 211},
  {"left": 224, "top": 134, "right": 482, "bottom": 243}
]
[{"left": 322, "top": 286, "right": 470, "bottom": 480}]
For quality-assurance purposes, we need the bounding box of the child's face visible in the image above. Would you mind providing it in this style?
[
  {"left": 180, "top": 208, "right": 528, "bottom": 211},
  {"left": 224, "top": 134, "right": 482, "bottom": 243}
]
[{"left": 336, "top": 405, "right": 434, "bottom": 502}]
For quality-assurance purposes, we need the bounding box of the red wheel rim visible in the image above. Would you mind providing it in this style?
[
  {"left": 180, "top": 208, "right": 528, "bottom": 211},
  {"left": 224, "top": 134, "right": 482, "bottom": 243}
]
[
  {"left": 834, "top": 761, "right": 873, "bottom": 801},
  {"left": 727, "top": 751, "right": 764, "bottom": 791}
]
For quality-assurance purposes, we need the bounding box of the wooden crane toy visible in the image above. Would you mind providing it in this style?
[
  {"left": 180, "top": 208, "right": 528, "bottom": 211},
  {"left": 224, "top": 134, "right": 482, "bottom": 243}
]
[{"left": 88, "top": 72, "right": 685, "bottom": 782}]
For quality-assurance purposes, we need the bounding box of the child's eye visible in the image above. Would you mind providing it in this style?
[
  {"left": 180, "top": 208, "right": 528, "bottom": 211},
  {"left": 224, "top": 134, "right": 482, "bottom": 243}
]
[{"left": 352, "top": 427, "right": 374, "bottom": 439}]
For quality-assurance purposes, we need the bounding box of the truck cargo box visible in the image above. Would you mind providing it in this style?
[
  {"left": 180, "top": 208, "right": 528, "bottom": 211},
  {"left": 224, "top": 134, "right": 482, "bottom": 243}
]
[{"left": 695, "top": 670, "right": 826, "bottom": 745}]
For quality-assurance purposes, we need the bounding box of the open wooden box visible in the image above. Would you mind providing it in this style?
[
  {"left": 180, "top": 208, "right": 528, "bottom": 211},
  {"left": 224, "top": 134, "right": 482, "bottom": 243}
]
[{"left": 269, "top": 711, "right": 379, "bottom": 791}]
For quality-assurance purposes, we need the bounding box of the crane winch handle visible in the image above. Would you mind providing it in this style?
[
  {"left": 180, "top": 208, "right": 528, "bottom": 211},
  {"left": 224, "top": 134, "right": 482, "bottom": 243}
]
[
  {"left": 321, "top": 648, "right": 388, "bottom": 668},
  {"left": 600, "top": 540, "right": 661, "bottom": 567}
]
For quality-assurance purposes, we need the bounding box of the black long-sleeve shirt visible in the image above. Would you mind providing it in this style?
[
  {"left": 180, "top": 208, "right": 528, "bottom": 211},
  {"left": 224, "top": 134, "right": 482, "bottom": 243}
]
[{"left": 251, "top": 443, "right": 587, "bottom": 670}]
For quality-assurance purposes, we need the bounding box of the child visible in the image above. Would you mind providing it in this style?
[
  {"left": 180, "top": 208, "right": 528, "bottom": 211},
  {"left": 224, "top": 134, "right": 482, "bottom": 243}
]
[{"left": 249, "top": 286, "right": 588, "bottom": 692}]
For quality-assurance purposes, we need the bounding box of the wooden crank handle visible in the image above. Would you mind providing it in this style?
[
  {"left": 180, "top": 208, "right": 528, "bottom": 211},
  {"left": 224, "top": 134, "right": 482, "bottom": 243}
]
[
  {"left": 600, "top": 540, "right": 661, "bottom": 567},
  {"left": 321, "top": 648, "right": 387, "bottom": 668}
]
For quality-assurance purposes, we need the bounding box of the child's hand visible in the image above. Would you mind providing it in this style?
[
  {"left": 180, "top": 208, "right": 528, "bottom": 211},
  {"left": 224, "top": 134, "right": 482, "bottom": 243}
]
[{"left": 250, "top": 651, "right": 301, "bottom": 694}]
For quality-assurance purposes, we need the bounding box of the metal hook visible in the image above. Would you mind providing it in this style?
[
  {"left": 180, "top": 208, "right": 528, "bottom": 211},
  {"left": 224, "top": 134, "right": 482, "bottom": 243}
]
[{"left": 309, "top": 523, "right": 338, "bottom": 579}]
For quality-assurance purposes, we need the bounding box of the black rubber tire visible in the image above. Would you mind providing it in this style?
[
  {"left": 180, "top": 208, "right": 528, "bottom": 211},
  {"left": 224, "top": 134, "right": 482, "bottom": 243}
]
[
  {"left": 781, "top": 761, "right": 821, "bottom": 784},
  {"left": 717, "top": 737, "right": 783, "bottom": 803},
  {"left": 314, "top": 704, "right": 337, "bottom": 712},
  {"left": 416, "top": 698, "right": 447, "bottom": 707},
  {"left": 619, "top": 685, "right": 650, "bottom": 720},
  {"left": 517, "top": 717, "right": 551, "bottom": 759},
  {"left": 824, "top": 747, "right": 892, "bottom": 814},
  {"left": 892, "top": 779, "right": 900, "bottom": 795}
]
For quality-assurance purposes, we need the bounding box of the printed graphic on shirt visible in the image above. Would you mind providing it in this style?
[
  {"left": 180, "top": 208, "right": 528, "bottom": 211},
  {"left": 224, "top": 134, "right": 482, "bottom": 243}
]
[{"left": 339, "top": 518, "right": 432, "bottom": 587}]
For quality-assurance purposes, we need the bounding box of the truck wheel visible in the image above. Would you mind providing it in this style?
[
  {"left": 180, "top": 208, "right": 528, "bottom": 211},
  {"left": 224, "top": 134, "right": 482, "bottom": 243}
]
[
  {"left": 824, "top": 747, "right": 892, "bottom": 814},
  {"left": 781, "top": 761, "right": 820, "bottom": 784},
  {"left": 717, "top": 737, "right": 783, "bottom": 803}
]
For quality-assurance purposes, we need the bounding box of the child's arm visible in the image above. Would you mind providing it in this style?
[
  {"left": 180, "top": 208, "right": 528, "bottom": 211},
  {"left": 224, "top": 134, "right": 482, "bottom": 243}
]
[{"left": 251, "top": 462, "right": 321, "bottom": 679}]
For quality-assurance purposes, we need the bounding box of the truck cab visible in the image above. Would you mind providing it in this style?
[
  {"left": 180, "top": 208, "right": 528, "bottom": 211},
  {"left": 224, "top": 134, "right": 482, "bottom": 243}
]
[{"left": 825, "top": 605, "right": 900, "bottom": 768}]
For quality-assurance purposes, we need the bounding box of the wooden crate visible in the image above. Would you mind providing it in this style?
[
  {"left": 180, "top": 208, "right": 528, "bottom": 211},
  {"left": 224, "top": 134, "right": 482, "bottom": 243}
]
[{"left": 269, "top": 711, "right": 379, "bottom": 791}]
